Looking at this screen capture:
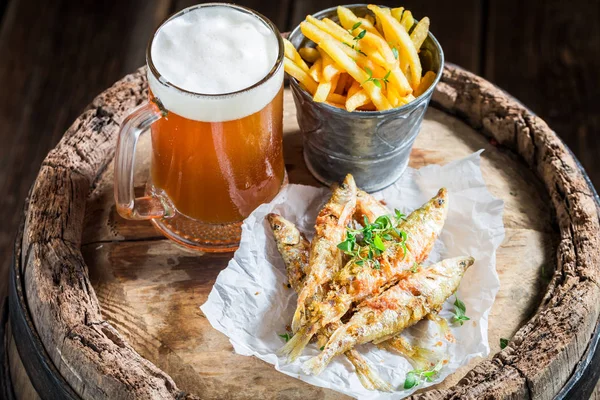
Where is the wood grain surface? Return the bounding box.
[8,61,599,399]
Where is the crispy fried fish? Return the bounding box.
[355,190,389,223]
[303,256,475,375]
[268,213,391,391]
[291,174,357,333]
[267,213,310,292]
[284,189,449,360]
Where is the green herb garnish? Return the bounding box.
[362,68,392,90]
[354,29,367,41]
[351,21,362,31]
[451,296,470,326]
[403,362,443,389]
[410,262,419,273]
[500,338,509,349]
[395,209,406,221]
[278,333,292,342]
[337,213,407,269]
[382,70,391,89]
[343,37,368,57]
[320,346,325,351]
[392,47,399,60]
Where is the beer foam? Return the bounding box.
[148,5,283,122]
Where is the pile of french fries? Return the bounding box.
[284,5,437,112]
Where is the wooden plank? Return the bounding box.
[172,0,292,31]
[289,0,482,73]
[0,0,171,300]
[485,0,600,187]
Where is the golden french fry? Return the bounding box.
[335,73,350,94]
[337,6,378,35]
[284,39,310,73]
[300,20,392,110]
[285,58,318,94]
[347,80,361,98]
[414,70,436,97]
[358,102,377,111]
[373,7,390,36]
[314,81,333,102]
[400,10,414,32]
[327,92,346,104]
[391,7,404,22]
[319,17,390,68]
[345,89,371,112]
[322,17,355,39]
[389,66,412,96]
[316,37,392,110]
[387,85,400,107]
[325,101,345,109]
[318,48,342,82]
[306,15,356,48]
[299,47,320,63]
[308,58,322,82]
[364,14,375,25]
[314,73,339,102]
[397,93,416,106]
[307,15,386,68]
[306,15,388,67]
[301,20,383,77]
[368,5,421,89]
[344,25,396,65]
[410,17,430,50]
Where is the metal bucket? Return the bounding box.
[288,4,444,192]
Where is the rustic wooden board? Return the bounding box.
[11,65,600,399]
[79,89,556,398]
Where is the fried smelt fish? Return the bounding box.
[377,336,438,370]
[268,213,391,391]
[290,174,357,333]
[378,313,452,366]
[355,190,390,222]
[286,189,448,359]
[267,213,310,292]
[303,256,475,375]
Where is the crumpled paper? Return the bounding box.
[201,151,505,399]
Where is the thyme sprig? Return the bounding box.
[342,23,368,57]
[362,68,392,89]
[337,211,408,269]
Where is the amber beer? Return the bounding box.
[149,88,284,224]
[114,4,285,251]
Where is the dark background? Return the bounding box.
[0,0,598,302]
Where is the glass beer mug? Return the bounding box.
[114,4,285,252]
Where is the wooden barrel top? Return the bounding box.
[7,65,600,399]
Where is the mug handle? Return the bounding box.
[114,99,169,220]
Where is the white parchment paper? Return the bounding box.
[201,151,505,399]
